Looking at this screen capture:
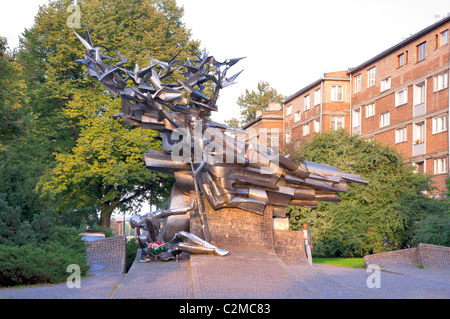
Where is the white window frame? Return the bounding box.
[395,127,407,143]
[395,88,408,107]
[313,120,320,133]
[303,123,310,136]
[365,103,375,118]
[314,88,321,106]
[331,85,344,102]
[352,108,361,128]
[330,116,345,130]
[416,42,426,62]
[286,130,292,143]
[380,112,390,128]
[413,121,425,144]
[442,30,449,46]
[367,67,376,88]
[434,71,449,92]
[397,53,406,67]
[434,157,448,175]
[438,29,449,47]
[413,81,426,105]
[354,74,361,93]
[286,104,292,116]
[304,95,310,111]
[381,77,391,92]
[294,111,300,122]
[432,114,448,134]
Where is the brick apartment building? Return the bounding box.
[279,16,450,196]
[347,16,450,195]
[240,102,284,151]
[283,71,351,144]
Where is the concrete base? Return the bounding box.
[189,197,306,261]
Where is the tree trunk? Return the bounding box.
[71,118,78,141]
[99,201,118,229]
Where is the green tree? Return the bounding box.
[18,0,197,227]
[286,130,439,257]
[41,92,173,227]
[0,36,27,147]
[236,81,284,125]
[224,117,241,129]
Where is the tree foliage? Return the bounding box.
[0,37,27,147]
[286,130,443,257]
[236,81,284,125]
[0,193,89,286]
[17,0,195,226]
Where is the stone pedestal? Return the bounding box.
[190,196,275,253]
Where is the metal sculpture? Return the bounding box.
[74,28,368,261]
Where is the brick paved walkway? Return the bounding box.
[1,249,449,299]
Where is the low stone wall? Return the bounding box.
[417,243,450,270]
[364,244,450,270]
[273,229,306,261]
[85,235,127,274]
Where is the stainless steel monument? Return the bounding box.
[75,28,368,261]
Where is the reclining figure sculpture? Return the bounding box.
[74,28,368,261]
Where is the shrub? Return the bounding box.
[411,214,450,247]
[286,130,440,257]
[126,238,140,272]
[0,194,89,286]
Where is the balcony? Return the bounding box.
[413,102,426,118]
[413,141,425,156]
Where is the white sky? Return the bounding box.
[1,0,450,124]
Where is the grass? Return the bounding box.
[312,257,365,268]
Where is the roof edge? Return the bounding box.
[348,15,450,75]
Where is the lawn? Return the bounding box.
[312,258,365,268]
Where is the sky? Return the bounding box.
[1,0,450,124]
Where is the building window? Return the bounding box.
[395,127,407,143]
[434,157,448,174]
[416,42,426,62]
[286,130,292,143]
[397,52,407,67]
[380,112,390,127]
[304,95,310,111]
[413,161,425,174]
[436,29,449,48]
[395,88,408,106]
[365,103,375,118]
[331,85,344,101]
[313,120,320,133]
[381,77,391,92]
[434,71,449,91]
[354,74,361,93]
[413,121,425,144]
[413,81,426,105]
[352,108,361,128]
[432,114,448,134]
[314,88,321,106]
[330,116,345,130]
[294,111,300,122]
[303,123,310,136]
[367,67,376,87]
[286,104,292,116]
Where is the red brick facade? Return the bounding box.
[280,17,450,196]
[283,71,351,146]
[348,18,450,196]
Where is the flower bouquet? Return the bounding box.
[148,242,167,255]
